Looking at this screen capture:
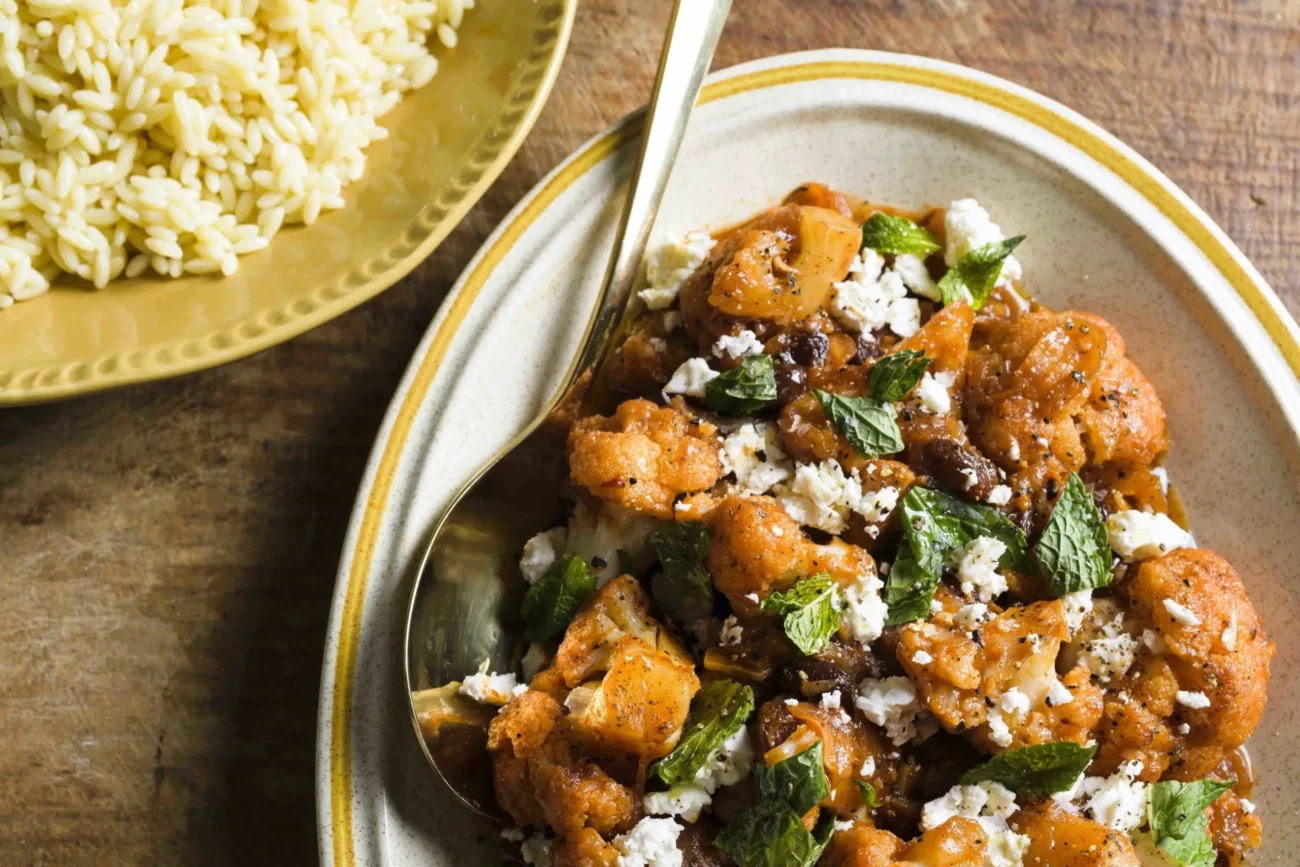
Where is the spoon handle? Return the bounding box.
[566,0,732,400]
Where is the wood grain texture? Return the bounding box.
[1,1,1296,864]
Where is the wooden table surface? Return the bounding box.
[2,1,1296,864]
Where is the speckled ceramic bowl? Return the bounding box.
[315,50,1300,867]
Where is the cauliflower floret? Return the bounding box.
[1009,802,1141,867]
[568,398,723,519]
[487,690,638,837]
[555,576,693,687]
[900,600,1102,753]
[565,635,700,760]
[1115,548,1274,778]
[702,494,876,613]
[964,311,1167,531]
[822,817,991,867]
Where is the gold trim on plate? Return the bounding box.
[325,56,1299,867]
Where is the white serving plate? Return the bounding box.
[315,49,1300,867]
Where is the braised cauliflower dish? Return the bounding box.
[422,186,1272,867]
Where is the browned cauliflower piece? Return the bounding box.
[822,817,988,867]
[565,635,700,761]
[1117,548,1273,779]
[677,203,862,349]
[964,310,1167,528]
[551,828,618,867]
[528,724,641,838]
[486,689,565,827]
[704,494,877,614]
[1009,802,1141,866]
[554,575,692,688]
[899,600,1102,752]
[568,397,722,519]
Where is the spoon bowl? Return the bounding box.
[402,0,732,819]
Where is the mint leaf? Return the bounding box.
[648,521,713,612]
[815,390,904,457]
[960,742,1097,796]
[520,554,596,642]
[1034,472,1111,596]
[652,679,755,787]
[761,573,842,655]
[867,349,931,403]
[755,741,829,814]
[715,801,835,867]
[937,236,1024,309]
[1149,778,1235,843]
[854,780,878,809]
[1147,778,1234,867]
[884,544,940,626]
[885,485,1033,624]
[706,354,777,415]
[860,213,941,256]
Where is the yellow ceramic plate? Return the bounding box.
[0,0,575,406]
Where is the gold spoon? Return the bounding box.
[402,0,732,819]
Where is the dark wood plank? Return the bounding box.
[2,0,1295,862]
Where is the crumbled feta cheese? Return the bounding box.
[821,689,844,710]
[1177,723,1191,734]
[914,370,955,415]
[912,650,934,665]
[922,780,1030,863]
[719,422,792,496]
[893,252,941,302]
[830,251,921,337]
[1006,438,1021,462]
[960,468,979,490]
[929,598,945,615]
[510,683,530,698]
[985,708,1014,747]
[1106,510,1194,562]
[1000,688,1031,718]
[1152,466,1169,494]
[638,231,714,310]
[611,816,684,867]
[943,199,1022,288]
[712,329,765,360]
[692,726,753,793]
[954,603,992,631]
[501,827,526,842]
[745,592,760,603]
[644,784,712,823]
[521,643,548,681]
[1061,590,1094,637]
[565,500,658,587]
[1079,769,1149,831]
[783,697,799,706]
[1078,632,1139,684]
[520,832,553,866]
[855,676,928,745]
[1163,598,1201,627]
[921,781,1019,831]
[1045,680,1074,707]
[841,573,888,645]
[953,536,1009,601]
[459,658,518,705]
[1176,690,1211,709]
[1240,798,1256,814]
[663,358,719,399]
[1222,611,1239,651]
[776,460,897,535]
[520,526,567,584]
[719,616,743,646]
[986,484,1013,506]
[860,757,876,776]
